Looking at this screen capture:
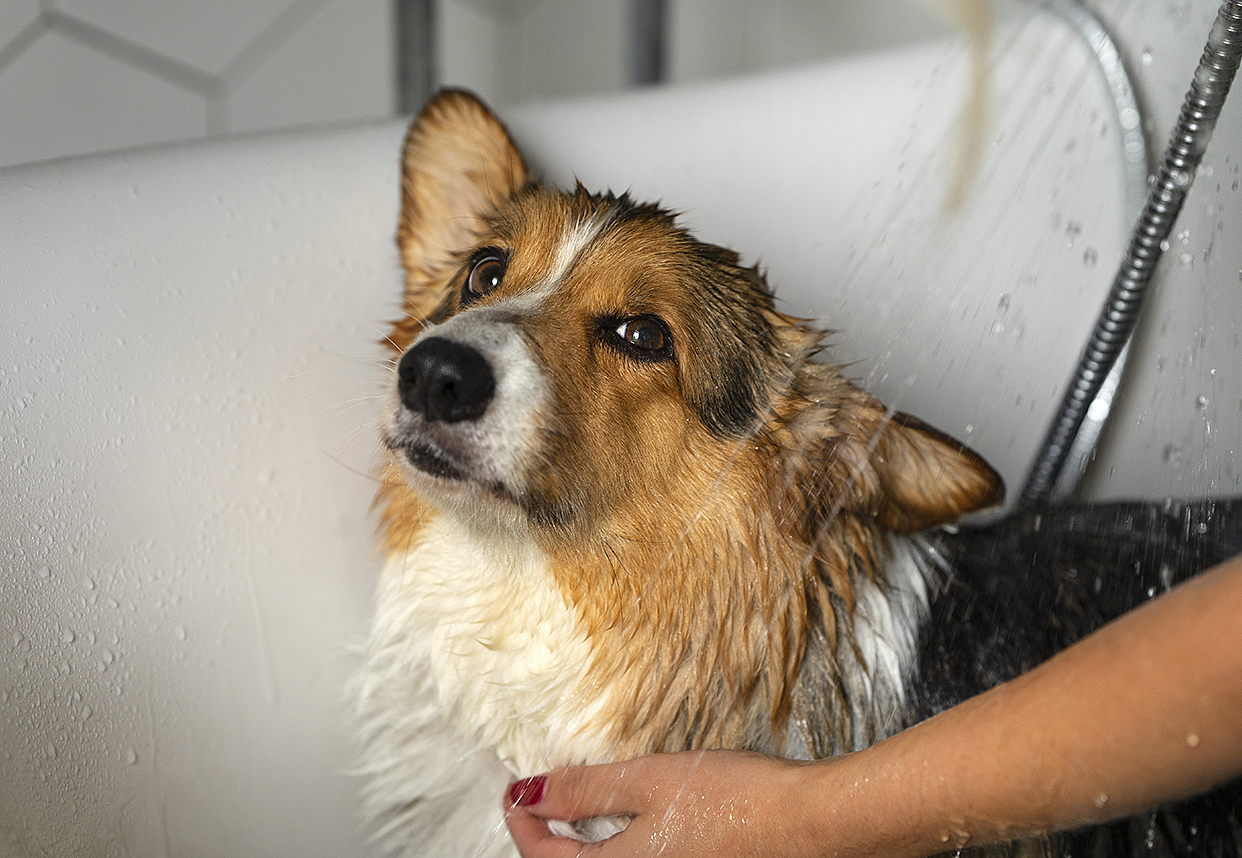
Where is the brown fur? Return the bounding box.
[378,90,1003,760]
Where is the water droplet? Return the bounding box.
[1163,444,1183,463]
[1197,522,1208,534]
[1160,239,1171,251]
[1140,48,1153,66]
[997,293,1012,312]
[174,625,187,641]
[124,747,138,765]
[1095,794,1109,808]
[1179,252,1193,269]
[1197,395,1209,409]
[82,577,95,591]
[964,424,974,435]
[81,705,92,720]
[45,742,56,760]
[61,629,75,644]
[1171,170,1192,189]
[990,321,1005,335]
[1187,734,1201,748]
[1082,247,1098,267]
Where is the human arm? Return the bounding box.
[505,552,1242,857]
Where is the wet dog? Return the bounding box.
[355,90,1241,857]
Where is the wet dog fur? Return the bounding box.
[355,90,1242,857]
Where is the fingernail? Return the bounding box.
[507,776,546,807]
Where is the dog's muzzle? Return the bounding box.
[398,336,496,423]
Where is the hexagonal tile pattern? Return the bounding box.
[0,30,205,167]
[230,0,392,134]
[59,0,300,76]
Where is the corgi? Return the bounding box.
[355,90,1242,858]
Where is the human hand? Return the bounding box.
[504,750,826,858]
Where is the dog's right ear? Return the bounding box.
[396,90,529,325]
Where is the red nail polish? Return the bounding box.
[508,776,546,807]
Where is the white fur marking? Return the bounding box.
[845,535,937,745]
[356,516,614,857]
[503,209,614,313]
[376,516,609,773]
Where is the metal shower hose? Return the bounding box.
[1018,0,1242,510]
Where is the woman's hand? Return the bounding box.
[504,750,827,858]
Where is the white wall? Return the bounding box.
[0,1,968,169]
[0,0,395,169]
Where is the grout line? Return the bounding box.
[216,0,332,91]
[44,9,221,97]
[0,16,49,76]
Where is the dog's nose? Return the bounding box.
[398,337,496,423]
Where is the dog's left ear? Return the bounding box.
[396,89,529,318]
[815,392,1005,533]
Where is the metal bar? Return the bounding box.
[396,0,437,114]
[629,0,667,87]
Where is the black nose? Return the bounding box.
[398,337,496,423]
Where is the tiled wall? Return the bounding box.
[0,0,956,169]
[0,0,394,168]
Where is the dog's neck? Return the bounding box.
[369,511,612,776]
[369,501,933,772]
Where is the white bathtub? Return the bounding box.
[2,8,1239,856]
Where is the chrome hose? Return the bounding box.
[1018,0,1242,510]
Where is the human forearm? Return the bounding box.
[800,553,1242,855]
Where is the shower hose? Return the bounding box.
[1018,0,1242,509]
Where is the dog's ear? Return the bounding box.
[836,393,1003,532]
[791,387,1004,536]
[397,89,529,313]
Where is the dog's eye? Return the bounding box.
[463,248,508,305]
[604,316,673,361]
[615,319,664,350]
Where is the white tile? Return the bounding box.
[0,0,39,53]
[0,30,205,168]
[669,0,955,84]
[228,0,393,134]
[58,0,299,75]
[514,0,627,100]
[438,0,502,106]
[667,0,751,83]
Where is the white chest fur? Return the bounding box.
[363,514,610,776]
